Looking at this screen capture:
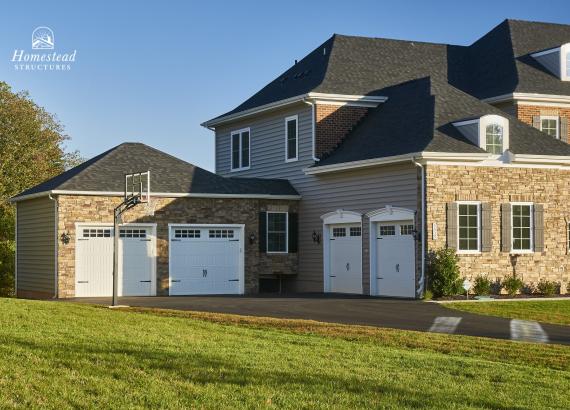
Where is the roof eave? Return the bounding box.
[10,190,301,203]
[201,93,388,129]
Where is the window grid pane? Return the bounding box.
[485,124,503,154]
[400,224,414,235]
[332,227,346,237]
[287,119,297,159]
[379,226,395,236]
[267,213,287,252]
[512,205,532,251]
[231,133,240,169]
[241,131,250,167]
[349,227,361,237]
[458,204,479,251]
[541,118,558,138]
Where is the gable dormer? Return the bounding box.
[453,115,510,155]
[531,43,570,81]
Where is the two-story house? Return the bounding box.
[12,19,570,299]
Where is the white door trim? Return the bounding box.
[74,222,157,297]
[118,222,157,296]
[168,223,245,295]
[321,210,363,293]
[367,206,416,296]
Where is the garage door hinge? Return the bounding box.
[139,280,151,283]
[171,280,181,283]
[77,281,88,283]
[140,239,151,241]
[229,239,239,242]
[228,279,239,282]
[78,238,89,241]
[171,239,181,242]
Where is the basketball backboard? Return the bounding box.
[124,171,150,204]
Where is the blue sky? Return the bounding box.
[1,0,568,171]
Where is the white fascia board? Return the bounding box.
[201,93,388,128]
[483,92,570,105]
[530,47,559,58]
[303,151,491,175]
[510,154,570,165]
[10,190,301,202]
[452,118,479,127]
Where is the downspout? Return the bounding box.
[302,98,320,162]
[14,206,17,297]
[48,194,59,299]
[411,157,426,298]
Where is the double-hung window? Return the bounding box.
[231,128,250,171]
[267,212,288,253]
[485,124,503,154]
[540,116,559,139]
[512,203,533,252]
[458,202,480,252]
[285,115,298,162]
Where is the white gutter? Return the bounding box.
[10,190,302,203]
[201,92,388,129]
[411,157,426,299]
[482,92,570,105]
[48,194,58,299]
[303,151,491,175]
[510,154,570,165]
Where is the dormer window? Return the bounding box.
[531,43,570,81]
[485,124,503,154]
[453,114,509,155]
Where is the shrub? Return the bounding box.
[490,279,503,295]
[423,289,433,300]
[502,275,524,297]
[0,241,15,297]
[427,248,462,297]
[472,275,492,296]
[536,279,559,296]
[521,282,537,295]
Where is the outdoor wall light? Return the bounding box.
[312,230,321,244]
[60,232,71,245]
[249,233,256,245]
[412,229,421,241]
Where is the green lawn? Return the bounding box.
[1,299,570,409]
[445,300,570,326]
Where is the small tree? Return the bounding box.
[473,275,492,296]
[427,248,462,297]
[502,275,523,297]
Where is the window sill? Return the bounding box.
[230,167,251,173]
[285,157,298,163]
[457,251,481,255]
[509,251,534,255]
[267,251,289,255]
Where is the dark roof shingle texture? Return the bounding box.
[14,143,298,199]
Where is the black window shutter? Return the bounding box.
[288,213,298,253]
[259,212,267,253]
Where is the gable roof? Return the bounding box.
[314,77,570,167]
[206,19,570,124]
[12,143,299,201]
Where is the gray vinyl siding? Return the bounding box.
[215,106,419,293]
[534,50,561,78]
[16,196,56,295]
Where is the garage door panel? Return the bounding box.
[169,227,242,295]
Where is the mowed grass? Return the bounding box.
[0,300,569,409]
[446,299,570,326]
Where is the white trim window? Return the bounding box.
[485,124,503,154]
[566,50,570,78]
[512,203,533,252]
[285,115,298,162]
[267,212,288,253]
[540,116,559,139]
[457,202,480,253]
[231,128,251,171]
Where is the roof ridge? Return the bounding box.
[333,33,456,47]
[506,18,570,27]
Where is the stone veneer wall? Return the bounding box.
[56,195,298,298]
[315,104,368,159]
[516,104,570,143]
[425,164,570,291]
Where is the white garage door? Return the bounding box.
[75,227,113,297]
[375,222,415,298]
[328,224,362,294]
[169,225,243,295]
[75,225,155,297]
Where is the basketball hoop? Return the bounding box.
[111,170,151,307]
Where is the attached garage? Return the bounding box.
[169,224,244,295]
[11,143,299,299]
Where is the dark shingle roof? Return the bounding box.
[209,19,570,120]
[315,77,570,167]
[13,143,298,199]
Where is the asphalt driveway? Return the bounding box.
[68,294,570,345]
